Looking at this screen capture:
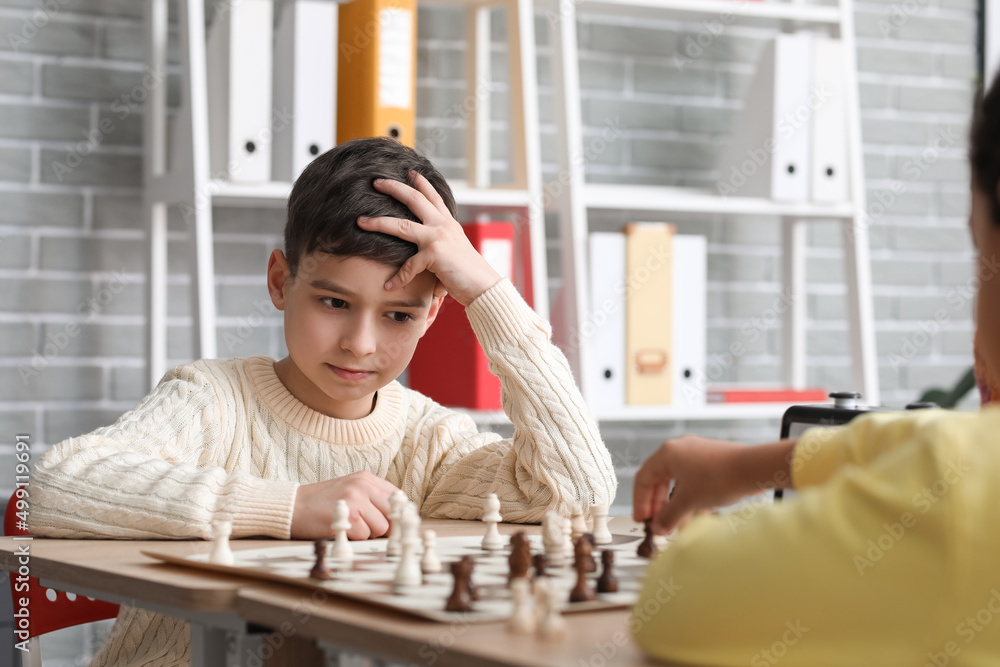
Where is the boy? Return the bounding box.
[630,77,1000,664]
[28,137,617,666]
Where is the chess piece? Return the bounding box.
[330,499,353,561]
[582,533,597,572]
[562,514,573,561]
[309,539,333,580]
[590,504,613,545]
[569,542,596,603]
[596,550,618,594]
[421,529,442,574]
[481,493,504,551]
[386,490,407,557]
[637,519,658,559]
[445,555,475,612]
[570,504,588,541]
[537,577,566,640]
[532,552,549,579]
[542,511,567,567]
[508,531,532,582]
[209,519,234,566]
[394,507,422,587]
[507,577,535,634]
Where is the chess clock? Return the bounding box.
[774,392,939,500]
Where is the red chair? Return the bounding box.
[4,489,119,665]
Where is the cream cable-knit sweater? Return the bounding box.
[29,279,617,666]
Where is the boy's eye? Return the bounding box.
[321,297,347,309]
[390,312,414,324]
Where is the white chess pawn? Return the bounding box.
[387,489,407,557]
[570,504,588,541]
[331,499,353,561]
[394,506,422,587]
[507,577,535,635]
[561,515,573,563]
[481,493,504,551]
[537,576,566,640]
[590,504,613,545]
[209,519,234,566]
[421,529,442,574]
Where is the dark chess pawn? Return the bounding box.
[309,539,333,581]
[532,552,549,579]
[508,531,532,583]
[446,556,476,612]
[573,533,594,573]
[568,554,595,603]
[596,550,618,593]
[637,519,658,559]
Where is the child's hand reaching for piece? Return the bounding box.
[356,172,503,307]
[291,471,400,540]
[633,436,797,535]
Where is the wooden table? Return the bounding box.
[0,521,661,667]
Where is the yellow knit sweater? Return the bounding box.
[633,406,1000,666]
[29,279,617,667]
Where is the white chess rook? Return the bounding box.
[210,519,234,566]
[591,504,612,545]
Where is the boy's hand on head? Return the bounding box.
[632,436,760,535]
[291,471,399,540]
[357,172,503,307]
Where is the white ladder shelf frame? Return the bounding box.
[142,0,547,390]
[547,0,880,421]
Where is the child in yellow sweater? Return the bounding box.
[630,76,1000,665]
[29,137,616,666]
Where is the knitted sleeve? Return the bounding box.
[410,279,617,523]
[28,362,297,540]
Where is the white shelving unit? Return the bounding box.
[546,0,880,421]
[142,0,547,389]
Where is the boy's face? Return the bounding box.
[267,250,442,419]
[971,182,1000,377]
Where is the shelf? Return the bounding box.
[593,402,798,421]
[456,402,799,424]
[573,0,841,24]
[176,179,534,210]
[583,184,855,218]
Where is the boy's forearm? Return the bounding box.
[730,439,799,493]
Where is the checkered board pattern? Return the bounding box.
[145,522,665,623]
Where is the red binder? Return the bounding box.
[408,221,516,410]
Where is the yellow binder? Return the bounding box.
[625,223,675,405]
[337,0,417,146]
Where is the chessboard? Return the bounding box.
[144,518,668,624]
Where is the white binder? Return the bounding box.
[272,0,338,182]
[671,235,707,407]
[720,33,813,201]
[206,0,274,182]
[587,232,626,413]
[810,38,848,203]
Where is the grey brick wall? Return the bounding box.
[0,0,979,527]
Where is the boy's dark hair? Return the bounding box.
[284,137,457,276]
[971,69,1000,226]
